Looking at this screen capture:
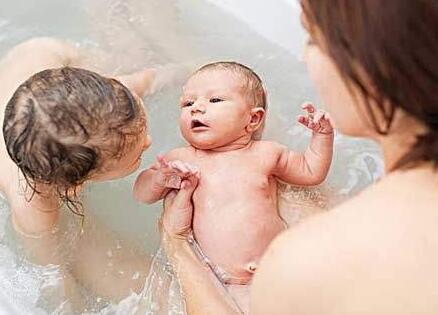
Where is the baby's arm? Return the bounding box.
[133,148,199,204]
[273,103,334,185]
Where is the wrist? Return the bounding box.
[162,231,193,263]
[312,130,334,137]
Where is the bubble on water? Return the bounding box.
[132,271,140,280]
[278,183,330,226]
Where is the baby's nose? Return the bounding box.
[191,102,206,114]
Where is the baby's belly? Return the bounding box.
[193,198,285,284]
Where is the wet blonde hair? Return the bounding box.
[3,67,145,215]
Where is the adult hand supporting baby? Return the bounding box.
[161,175,199,239]
[161,176,240,315]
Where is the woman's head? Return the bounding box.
[301,0,438,168]
[3,67,151,213]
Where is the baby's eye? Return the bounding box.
[182,101,194,107]
[210,97,223,103]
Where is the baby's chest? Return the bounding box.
[195,156,274,191]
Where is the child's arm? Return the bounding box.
[116,68,156,99]
[273,103,334,185]
[133,150,199,204]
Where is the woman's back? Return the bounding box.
[253,165,438,314]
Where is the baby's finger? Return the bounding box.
[186,163,200,178]
[157,155,169,168]
[313,110,325,124]
[170,160,190,175]
[319,113,335,132]
[301,102,316,114]
[297,115,311,127]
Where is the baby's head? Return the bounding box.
[180,61,267,150]
[3,67,150,214]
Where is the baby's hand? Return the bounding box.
[156,155,200,189]
[298,102,334,134]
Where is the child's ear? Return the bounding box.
[246,107,265,133]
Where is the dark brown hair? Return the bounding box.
[302,0,438,169]
[3,67,145,215]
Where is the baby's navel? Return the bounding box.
[246,262,257,274]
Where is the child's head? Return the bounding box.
[180,61,267,150]
[3,67,151,213]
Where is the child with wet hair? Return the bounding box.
[134,61,334,286]
[3,66,151,223]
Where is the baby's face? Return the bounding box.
[180,69,252,150]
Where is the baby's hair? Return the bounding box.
[3,67,145,216]
[195,61,267,139]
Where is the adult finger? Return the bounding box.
[162,176,199,238]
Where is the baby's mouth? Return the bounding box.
[191,119,208,129]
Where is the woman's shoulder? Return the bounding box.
[251,168,438,314]
[260,167,438,271]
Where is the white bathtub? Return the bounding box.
[0,1,383,313]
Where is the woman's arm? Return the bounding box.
[161,178,241,315]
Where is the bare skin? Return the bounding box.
[159,10,438,315]
[0,37,155,306]
[134,69,334,284]
[253,164,438,315]
[0,37,154,238]
[252,31,438,314]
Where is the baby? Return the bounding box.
[134,62,334,285]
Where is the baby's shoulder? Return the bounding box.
[251,140,287,157]
[165,146,196,160]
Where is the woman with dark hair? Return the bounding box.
[162,1,438,314]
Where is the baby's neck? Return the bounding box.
[203,135,255,153]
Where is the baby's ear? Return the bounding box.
[246,107,265,134]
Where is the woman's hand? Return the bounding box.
[161,175,199,239]
[160,175,241,315]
